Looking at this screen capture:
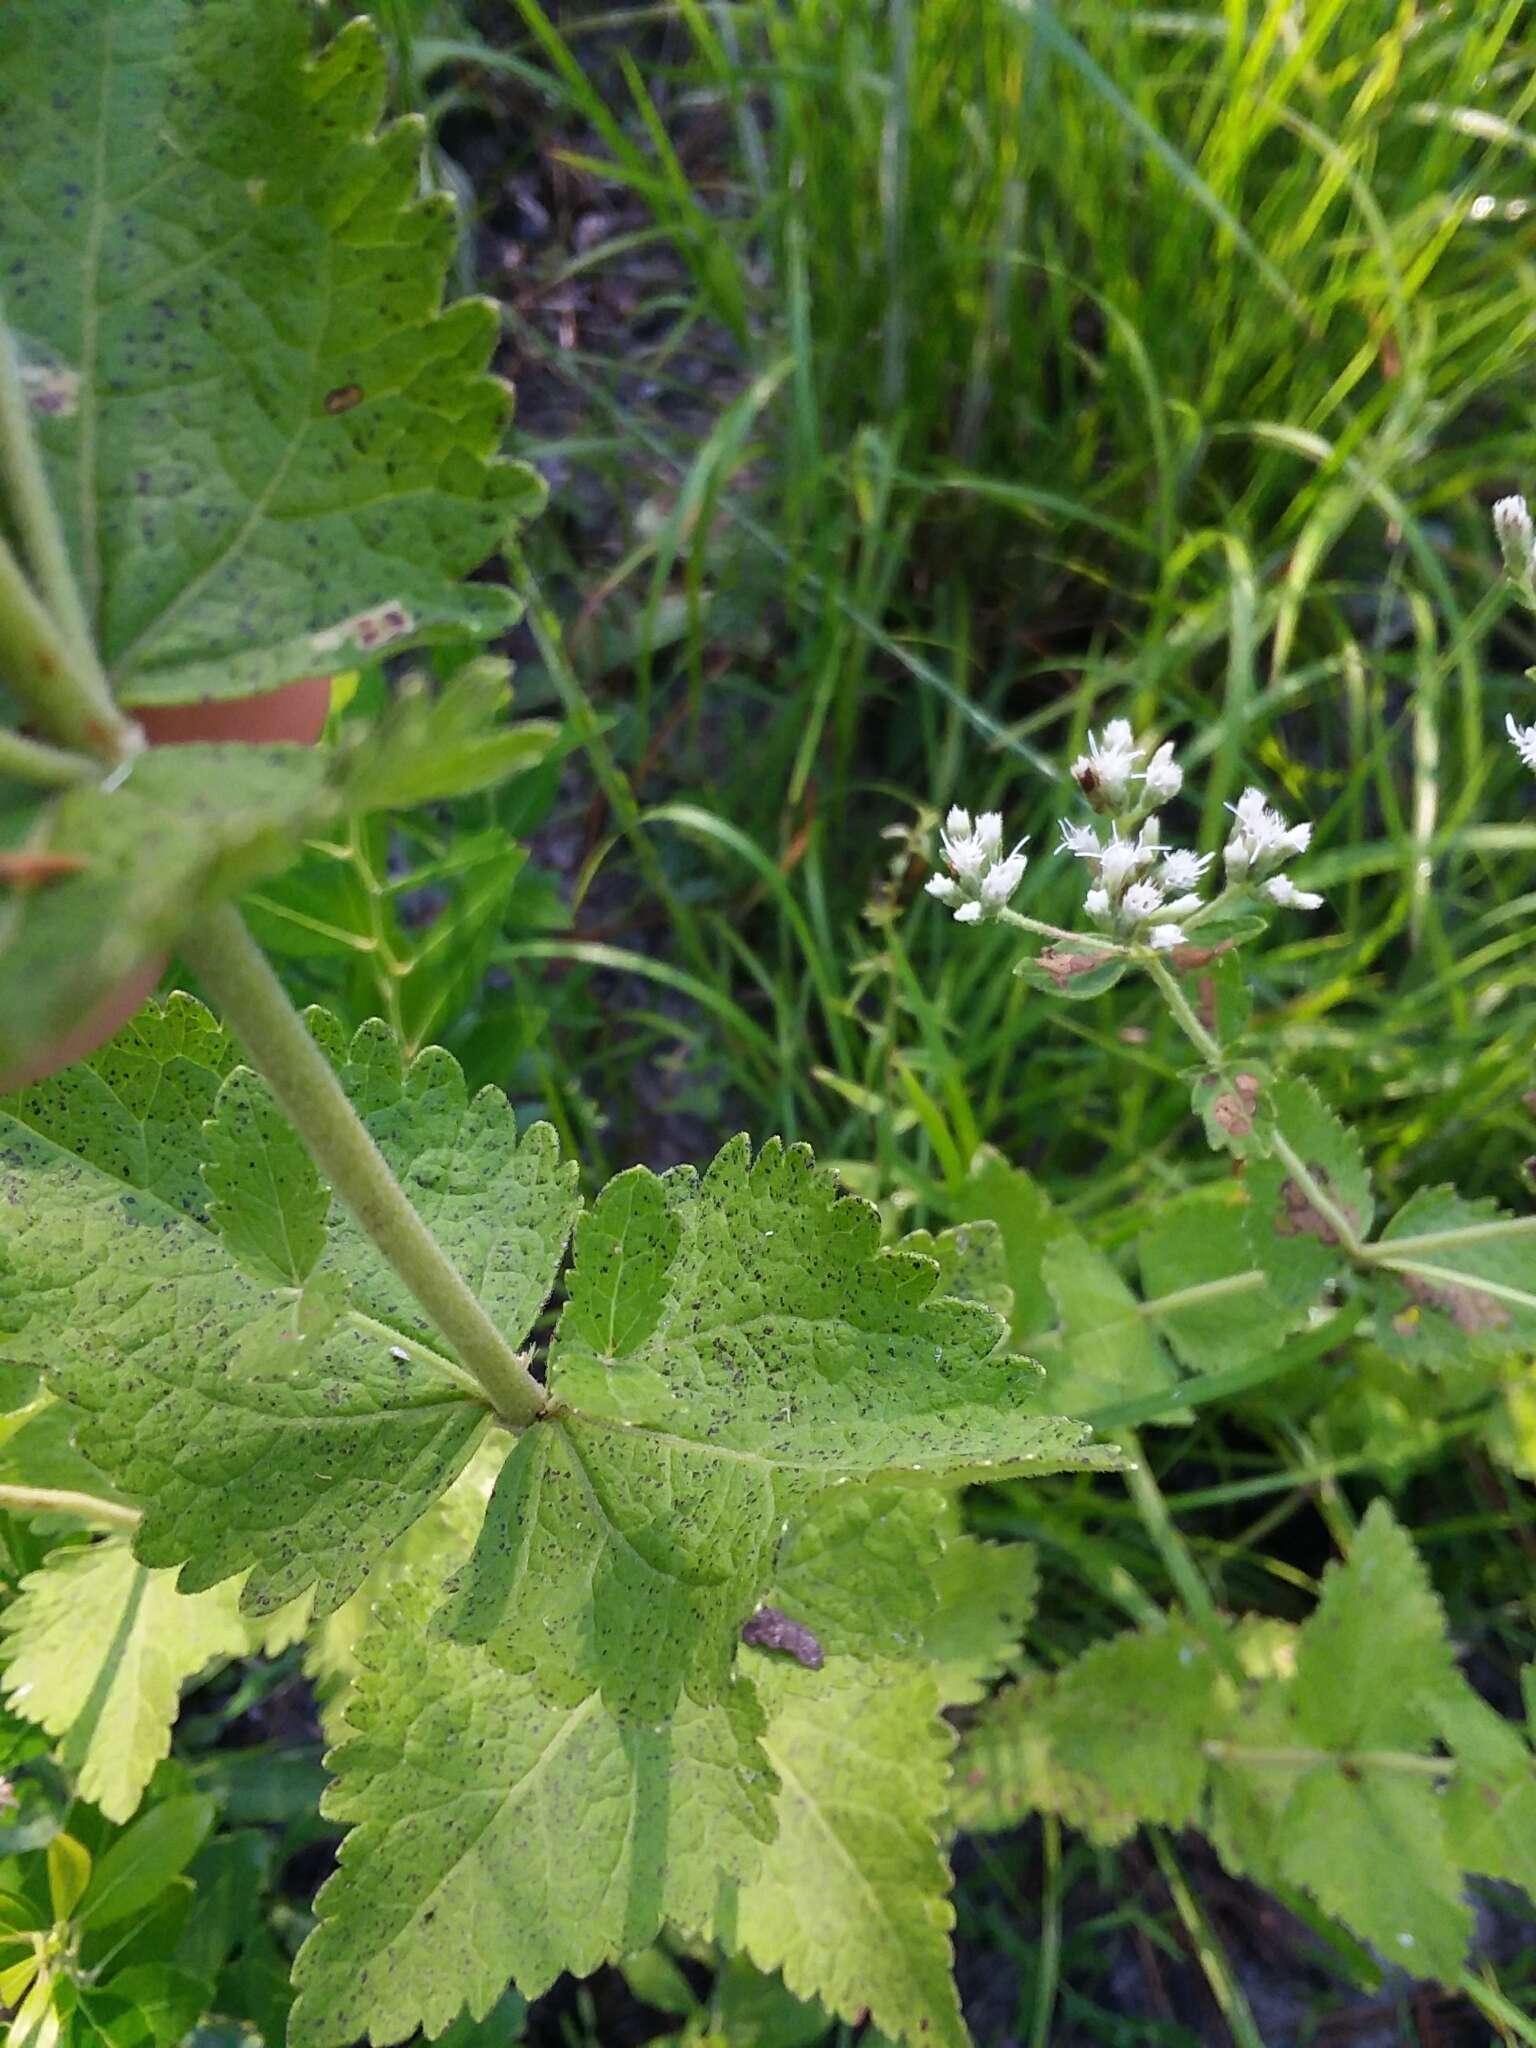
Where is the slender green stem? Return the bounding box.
[0,311,99,681]
[1027,1814,1063,2048]
[1375,1214,1536,1257]
[1149,1830,1265,2048]
[0,724,97,789]
[0,1483,139,1531]
[1121,1428,1243,1682]
[1203,1740,1455,1778]
[181,905,548,1428]
[997,905,1126,951]
[0,313,134,762]
[1459,1967,1536,2047]
[1144,951,1365,1258]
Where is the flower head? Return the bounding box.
[929,807,1028,922]
[1140,741,1183,804]
[1122,879,1165,923]
[1494,495,1536,582]
[1508,712,1536,774]
[1070,722,1143,813]
[1224,787,1311,879]
[1149,924,1187,951]
[1161,847,1213,893]
[1264,875,1323,912]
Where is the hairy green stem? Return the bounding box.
[1144,951,1365,1258]
[0,312,99,681]
[0,1482,140,1531]
[181,905,548,1428]
[997,905,1126,951]
[0,314,134,761]
[0,723,97,789]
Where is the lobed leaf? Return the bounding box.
[314,1018,580,1355]
[437,1413,780,1722]
[549,1136,1117,1485]
[0,1540,248,1822]
[290,1570,774,2048]
[720,1654,968,2048]
[0,1108,489,1615]
[1244,1079,1371,1309]
[0,0,542,706]
[1371,1187,1536,1372]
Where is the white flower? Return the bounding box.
[1224,786,1312,880]
[1508,712,1536,772]
[1161,847,1213,892]
[1149,924,1186,951]
[1122,879,1165,922]
[1084,886,1111,922]
[1098,833,1141,895]
[1162,892,1205,919]
[1134,816,1162,862]
[1140,741,1183,804]
[1070,722,1143,811]
[1494,495,1536,580]
[930,807,1028,922]
[1264,875,1323,911]
[1057,820,1101,860]
[981,850,1028,906]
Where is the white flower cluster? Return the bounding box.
[1058,724,1323,947]
[1059,722,1210,949]
[1222,787,1321,907]
[925,807,1028,923]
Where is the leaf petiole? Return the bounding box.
[181,905,549,1429]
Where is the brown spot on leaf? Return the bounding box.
[1036,947,1107,988]
[1397,1269,1510,1335]
[324,383,363,414]
[1273,1165,1357,1246]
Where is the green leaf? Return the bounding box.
[1290,1499,1459,1751]
[77,1795,217,1930]
[0,745,336,1079]
[204,1066,328,1285]
[338,662,560,812]
[947,1148,1066,1342]
[1037,1231,1180,1417]
[1371,1188,1536,1371]
[897,1218,1013,1320]
[0,1110,489,1614]
[1015,949,1128,1000]
[319,1020,580,1354]
[48,1833,92,1921]
[549,1137,1117,1485]
[0,0,542,706]
[1189,1061,1275,1161]
[1137,1189,1285,1376]
[717,1654,967,2048]
[953,1620,1229,1843]
[1432,1684,1536,1896]
[1244,1080,1371,1310]
[1275,1771,1471,1985]
[770,1486,946,1662]
[437,1413,780,1722]
[920,1523,1037,1708]
[289,1572,774,2048]
[1,996,233,1219]
[0,1542,248,1822]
